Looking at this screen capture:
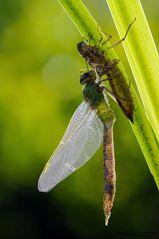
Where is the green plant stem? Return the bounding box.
[106,0,159,143]
[57,0,159,189]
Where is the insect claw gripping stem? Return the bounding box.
[102,31,112,42]
[97,25,112,48]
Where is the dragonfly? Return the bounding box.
[38,70,116,226]
[77,19,136,123]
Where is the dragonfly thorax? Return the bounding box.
[81,70,104,109]
[83,82,104,109]
[81,70,115,124]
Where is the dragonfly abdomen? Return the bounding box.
[103,123,116,226]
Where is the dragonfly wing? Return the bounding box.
[54,101,90,153]
[38,102,103,192]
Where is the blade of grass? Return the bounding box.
[57,0,159,189]
[106,0,159,143]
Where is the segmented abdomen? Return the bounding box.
[103,123,116,226]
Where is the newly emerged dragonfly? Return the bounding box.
[38,70,116,225]
[77,19,136,122]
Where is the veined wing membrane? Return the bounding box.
[38,101,103,192]
[54,101,90,153]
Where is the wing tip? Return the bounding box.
[38,172,58,193]
[38,182,47,193]
[38,184,52,193]
[38,175,51,193]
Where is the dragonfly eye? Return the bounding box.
[80,70,96,85]
[80,72,89,84]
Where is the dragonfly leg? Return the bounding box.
[106,18,136,51]
[103,86,127,101]
[96,25,112,49]
[96,58,120,77]
[85,59,90,71]
[99,32,112,47]
[80,68,88,75]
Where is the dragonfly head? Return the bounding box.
[80,70,96,85]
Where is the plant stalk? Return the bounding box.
[57,0,159,189]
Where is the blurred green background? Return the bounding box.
[0,0,159,238]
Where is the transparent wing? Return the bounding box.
[38,102,103,192]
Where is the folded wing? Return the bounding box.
[38,102,103,192]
